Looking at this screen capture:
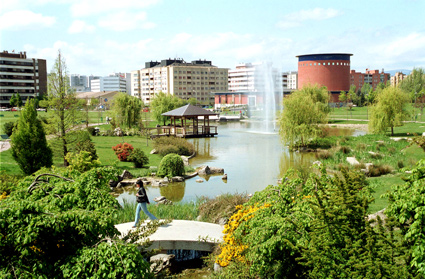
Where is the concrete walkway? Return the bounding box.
[115,220,224,252]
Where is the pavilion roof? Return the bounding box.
[162,104,217,117]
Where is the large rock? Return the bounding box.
[171,176,185,182]
[198,165,224,175]
[150,254,176,274]
[346,157,360,166]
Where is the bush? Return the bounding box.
[3,121,16,137]
[87,126,96,136]
[127,148,149,168]
[157,144,179,156]
[198,194,250,224]
[338,145,351,154]
[112,142,134,161]
[153,137,195,156]
[315,150,333,160]
[157,153,185,178]
[368,164,393,177]
[65,151,101,173]
[73,131,98,160]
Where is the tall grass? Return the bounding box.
[114,198,200,224]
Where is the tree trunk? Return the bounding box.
[391,126,394,136]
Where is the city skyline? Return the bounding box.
[2,0,424,76]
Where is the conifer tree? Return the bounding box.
[11,99,52,175]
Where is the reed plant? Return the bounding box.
[114,198,199,224]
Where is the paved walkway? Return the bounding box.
[115,220,224,252]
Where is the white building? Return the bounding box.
[282,71,298,92]
[91,73,130,93]
[131,59,228,105]
[228,62,282,93]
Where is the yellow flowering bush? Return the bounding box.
[0,192,8,202]
[216,203,271,267]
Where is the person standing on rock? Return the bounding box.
[133,179,157,228]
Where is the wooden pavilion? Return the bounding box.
[151,104,218,138]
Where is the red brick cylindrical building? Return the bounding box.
[296,53,352,102]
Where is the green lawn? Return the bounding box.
[368,174,405,213]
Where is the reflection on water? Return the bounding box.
[159,182,185,202]
[116,122,364,205]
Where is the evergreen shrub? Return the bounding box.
[157,153,185,178]
[127,148,149,168]
[3,121,15,137]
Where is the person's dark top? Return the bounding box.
[136,185,149,203]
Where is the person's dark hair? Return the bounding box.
[136,179,143,186]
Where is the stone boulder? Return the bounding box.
[153,196,173,205]
[198,165,224,175]
[150,254,176,275]
[346,157,360,166]
[171,176,185,182]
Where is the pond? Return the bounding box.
[116,121,365,205]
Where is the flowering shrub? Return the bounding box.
[216,203,270,267]
[112,142,134,161]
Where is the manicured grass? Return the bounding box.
[92,135,162,167]
[367,174,405,213]
[330,106,369,120]
[0,149,21,175]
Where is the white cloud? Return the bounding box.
[277,8,342,30]
[68,20,96,34]
[98,11,156,31]
[70,0,160,17]
[0,10,55,30]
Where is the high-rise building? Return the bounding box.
[91,73,130,93]
[350,69,390,90]
[282,71,298,94]
[69,74,91,92]
[390,72,407,87]
[0,50,47,107]
[131,58,228,105]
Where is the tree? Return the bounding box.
[47,50,80,166]
[278,85,330,149]
[111,92,143,128]
[15,92,23,107]
[400,68,425,121]
[360,83,372,107]
[150,92,186,125]
[347,84,358,109]
[369,86,410,136]
[385,159,425,276]
[10,99,52,175]
[157,153,185,177]
[9,93,17,107]
[0,167,158,278]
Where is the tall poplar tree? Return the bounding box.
[47,50,79,166]
[11,99,52,175]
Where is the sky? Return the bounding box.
[1,0,424,76]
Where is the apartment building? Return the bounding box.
[390,72,407,87]
[131,58,228,105]
[216,62,283,108]
[282,71,298,94]
[0,50,47,107]
[91,73,130,93]
[350,68,390,90]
